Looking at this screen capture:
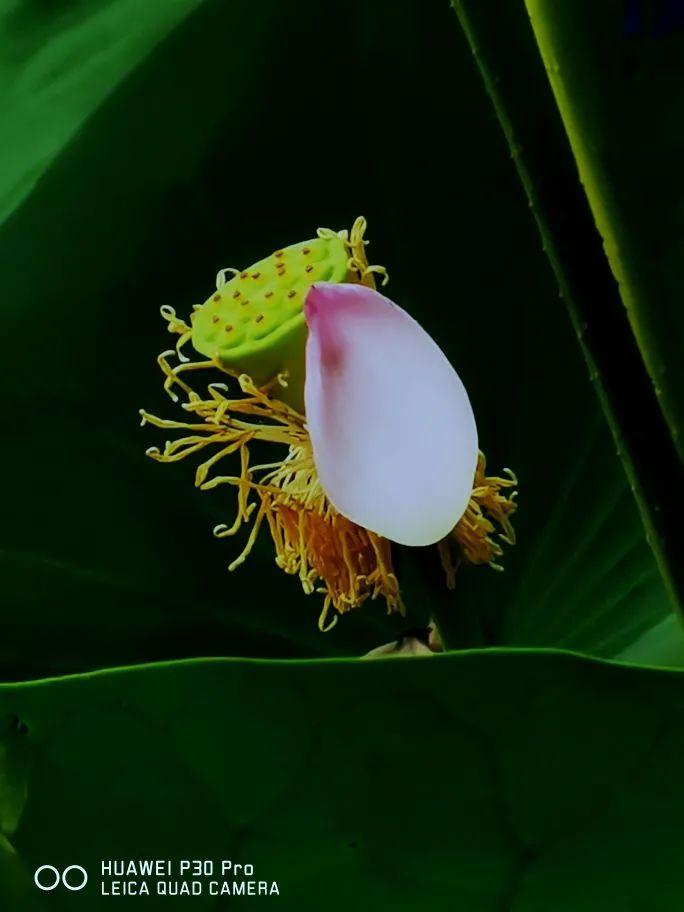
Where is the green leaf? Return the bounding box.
[2,651,684,909]
[450,0,684,647]
[617,614,684,668]
[525,0,684,463]
[0,0,672,674]
[0,0,205,225]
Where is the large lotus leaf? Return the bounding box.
[0,0,674,676]
[449,0,684,658]
[2,652,684,909]
[525,0,684,464]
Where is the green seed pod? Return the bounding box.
[191,234,350,409]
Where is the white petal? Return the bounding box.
[304,282,478,546]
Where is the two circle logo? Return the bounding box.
[34,865,88,892]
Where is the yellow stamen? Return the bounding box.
[439,452,518,587]
[317,216,389,288]
[141,359,404,627]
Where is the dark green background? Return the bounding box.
[2,0,684,908]
[1,0,675,675]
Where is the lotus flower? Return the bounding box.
[141,219,516,630]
